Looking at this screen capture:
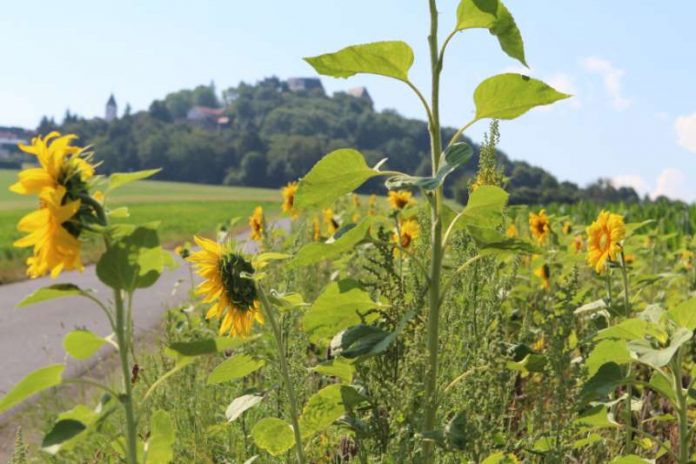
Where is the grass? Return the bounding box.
[0,169,279,283]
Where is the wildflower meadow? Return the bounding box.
[3,1,696,464]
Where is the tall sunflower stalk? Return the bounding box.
[3,133,169,464]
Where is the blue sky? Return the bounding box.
[2,1,696,201]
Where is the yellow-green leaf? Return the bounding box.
[295,149,379,209]
[474,73,570,121]
[17,284,84,308]
[0,364,65,414]
[64,330,107,361]
[304,41,414,82]
[299,384,365,438]
[667,297,696,330]
[145,410,175,464]
[207,354,265,385]
[107,169,161,192]
[251,417,295,456]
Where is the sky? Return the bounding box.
[2,1,696,201]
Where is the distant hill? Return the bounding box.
[29,77,647,205]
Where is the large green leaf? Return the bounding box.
[0,364,64,414]
[42,420,86,455]
[458,185,509,229]
[303,279,379,344]
[311,358,355,383]
[580,362,626,403]
[466,226,537,256]
[145,410,175,464]
[629,328,692,369]
[17,284,84,308]
[289,218,373,268]
[473,73,570,121]
[667,297,696,330]
[207,354,265,385]
[295,149,380,209]
[456,0,526,66]
[168,337,253,357]
[574,405,618,431]
[386,143,473,190]
[251,417,295,456]
[97,223,166,291]
[107,169,161,192]
[64,330,108,361]
[595,318,651,342]
[225,394,264,422]
[586,339,630,377]
[609,456,652,464]
[304,41,414,82]
[299,384,366,438]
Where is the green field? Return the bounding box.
[0,169,279,283]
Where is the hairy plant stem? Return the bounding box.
[114,288,138,464]
[258,287,306,464]
[619,252,633,454]
[673,347,689,464]
[421,0,444,461]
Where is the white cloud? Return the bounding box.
[611,174,649,196]
[582,57,631,110]
[653,168,687,200]
[610,169,691,201]
[675,112,696,154]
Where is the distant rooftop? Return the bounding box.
[287,77,324,93]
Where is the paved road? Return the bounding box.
[0,228,270,399]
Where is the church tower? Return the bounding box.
[105,94,117,122]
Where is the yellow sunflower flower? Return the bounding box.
[14,186,83,278]
[249,206,265,241]
[10,132,93,195]
[388,190,414,210]
[368,194,377,216]
[187,236,264,337]
[534,263,551,289]
[529,209,551,245]
[586,210,626,273]
[681,250,694,270]
[392,218,420,255]
[562,221,572,235]
[506,223,518,238]
[572,235,584,254]
[281,181,298,218]
[323,208,339,235]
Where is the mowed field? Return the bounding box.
[0,169,279,283]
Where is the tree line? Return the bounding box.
[31,77,654,205]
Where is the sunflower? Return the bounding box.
[586,210,626,273]
[14,186,83,278]
[529,209,551,245]
[249,206,265,241]
[572,235,584,254]
[388,190,414,210]
[281,181,298,218]
[323,208,339,235]
[681,250,694,270]
[352,193,360,208]
[10,132,93,196]
[392,218,420,254]
[534,263,551,289]
[562,221,572,235]
[188,236,264,337]
[506,223,518,238]
[532,334,546,352]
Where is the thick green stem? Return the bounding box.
[258,288,306,464]
[114,288,138,464]
[421,0,443,461]
[673,348,690,464]
[619,252,633,453]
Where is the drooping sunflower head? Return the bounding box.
[249,206,264,241]
[388,190,414,210]
[281,181,298,217]
[14,186,84,278]
[572,235,584,254]
[11,132,94,196]
[506,223,518,238]
[534,263,551,289]
[586,210,626,273]
[529,209,551,245]
[392,218,420,255]
[188,236,263,337]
